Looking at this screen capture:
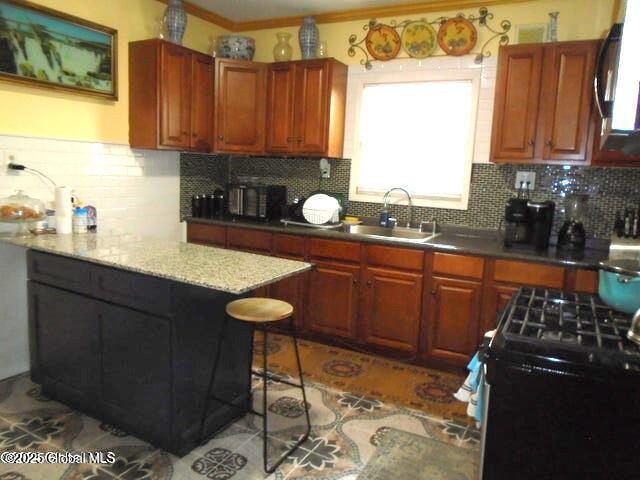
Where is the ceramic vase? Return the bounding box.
[299,16,319,59]
[164,0,187,45]
[273,32,293,61]
[548,12,559,42]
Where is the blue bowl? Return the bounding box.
[216,35,256,60]
[598,270,640,314]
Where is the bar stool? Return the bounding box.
[198,297,311,474]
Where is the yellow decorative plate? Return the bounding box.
[365,24,401,61]
[401,21,437,58]
[437,17,478,56]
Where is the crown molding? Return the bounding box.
[159,0,536,32]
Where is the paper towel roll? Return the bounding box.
[55,187,73,217]
[56,215,72,234]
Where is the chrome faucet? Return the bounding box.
[382,188,413,228]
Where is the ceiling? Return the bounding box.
[188,0,439,22]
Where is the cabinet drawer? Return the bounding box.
[227,227,272,253]
[92,266,173,317]
[493,259,564,288]
[187,223,226,246]
[309,238,360,263]
[28,251,92,295]
[365,245,423,272]
[273,234,305,259]
[573,269,598,293]
[432,253,485,280]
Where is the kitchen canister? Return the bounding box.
[299,16,319,59]
[273,32,293,61]
[163,0,187,45]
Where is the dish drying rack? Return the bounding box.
[280,219,343,230]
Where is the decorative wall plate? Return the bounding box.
[437,17,478,56]
[365,24,401,61]
[401,21,437,58]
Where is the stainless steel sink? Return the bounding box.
[342,224,441,243]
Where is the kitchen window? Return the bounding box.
[345,60,483,210]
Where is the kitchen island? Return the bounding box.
[1,233,311,456]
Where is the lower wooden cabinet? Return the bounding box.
[361,267,423,352]
[427,276,483,367]
[481,283,520,332]
[306,261,360,340]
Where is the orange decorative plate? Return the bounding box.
[437,18,477,56]
[365,24,401,61]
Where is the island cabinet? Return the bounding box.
[266,59,348,157]
[424,253,485,367]
[129,39,214,152]
[27,250,254,456]
[215,59,267,154]
[491,40,599,164]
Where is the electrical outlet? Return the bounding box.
[319,158,331,179]
[515,171,536,190]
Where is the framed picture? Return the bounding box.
[0,0,117,100]
[514,24,548,44]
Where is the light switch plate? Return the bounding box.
[515,171,536,190]
[319,158,331,179]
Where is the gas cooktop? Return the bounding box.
[495,287,640,371]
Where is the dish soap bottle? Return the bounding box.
[379,205,390,227]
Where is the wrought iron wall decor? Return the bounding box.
[348,7,511,69]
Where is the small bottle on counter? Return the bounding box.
[72,207,88,234]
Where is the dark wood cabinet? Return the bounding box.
[269,234,307,328]
[266,63,296,153]
[481,283,519,332]
[427,276,483,366]
[266,59,348,157]
[307,261,360,339]
[186,223,227,247]
[491,40,599,164]
[215,59,267,153]
[227,227,272,253]
[361,267,423,352]
[129,39,213,152]
[491,44,543,161]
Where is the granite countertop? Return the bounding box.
[0,232,312,295]
[187,217,611,269]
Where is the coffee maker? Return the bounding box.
[557,193,589,251]
[503,198,555,249]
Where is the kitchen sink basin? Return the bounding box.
[342,224,441,243]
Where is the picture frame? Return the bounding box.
[514,24,548,44]
[0,0,117,100]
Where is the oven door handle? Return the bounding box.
[594,23,623,119]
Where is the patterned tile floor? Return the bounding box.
[0,336,479,480]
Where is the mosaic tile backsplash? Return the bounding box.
[180,154,640,239]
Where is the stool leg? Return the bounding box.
[198,315,229,445]
[261,324,270,473]
[261,316,311,474]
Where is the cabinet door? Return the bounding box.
[187,223,227,247]
[491,45,543,161]
[294,60,329,154]
[28,282,99,405]
[160,42,192,148]
[191,54,214,152]
[266,63,296,153]
[306,262,359,339]
[481,283,519,333]
[427,276,482,366]
[215,60,266,153]
[99,302,171,441]
[539,41,598,162]
[361,267,423,352]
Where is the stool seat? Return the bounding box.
[226,297,293,323]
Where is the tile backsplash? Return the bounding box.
[180,154,640,240]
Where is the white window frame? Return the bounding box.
[344,59,482,210]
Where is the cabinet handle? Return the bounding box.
[353,278,358,285]
[218,135,224,140]
[431,289,437,295]
[182,131,188,136]
[545,139,553,147]
[192,133,197,138]
[366,280,372,287]
[528,139,535,146]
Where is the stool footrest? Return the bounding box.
[252,369,304,389]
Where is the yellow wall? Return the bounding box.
[243,0,616,63]
[0,0,226,144]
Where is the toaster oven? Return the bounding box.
[226,184,287,220]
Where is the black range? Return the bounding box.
[482,287,640,479]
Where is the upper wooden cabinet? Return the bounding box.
[266,59,348,158]
[129,39,214,152]
[491,40,599,164]
[215,59,267,154]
